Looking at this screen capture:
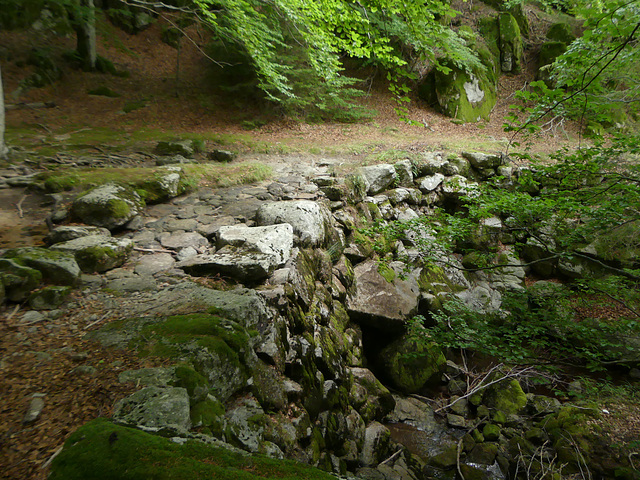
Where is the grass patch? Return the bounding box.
[37,162,272,193]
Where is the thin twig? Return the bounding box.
[379,448,403,465]
[41,445,64,470]
[16,194,27,218]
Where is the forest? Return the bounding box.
[1,0,640,479]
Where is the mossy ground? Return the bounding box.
[49,418,336,480]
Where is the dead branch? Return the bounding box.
[15,194,27,218]
[133,247,175,254]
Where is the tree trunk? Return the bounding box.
[0,62,9,160]
[74,0,97,71]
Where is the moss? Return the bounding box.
[484,378,528,414]
[498,13,523,73]
[174,365,210,403]
[28,285,72,310]
[44,174,79,192]
[482,423,501,441]
[377,264,396,283]
[191,398,226,436]
[123,100,147,114]
[50,418,336,480]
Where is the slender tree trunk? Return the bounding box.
[74,0,97,71]
[0,63,9,160]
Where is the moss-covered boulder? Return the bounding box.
[349,367,396,423]
[154,139,200,158]
[378,332,446,394]
[434,60,497,123]
[3,247,80,285]
[50,235,133,273]
[498,13,523,73]
[0,258,43,302]
[49,418,336,480]
[140,166,185,203]
[72,183,144,231]
[483,377,527,415]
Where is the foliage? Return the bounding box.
[409,287,640,371]
[505,0,640,137]
[176,0,483,118]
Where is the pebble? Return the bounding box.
[23,396,45,424]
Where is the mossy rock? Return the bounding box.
[0,258,43,302]
[483,377,527,414]
[498,13,523,73]
[3,247,80,286]
[28,285,72,310]
[379,332,446,394]
[50,236,133,273]
[49,418,336,480]
[154,140,198,158]
[174,365,210,404]
[190,397,226,436]
[539,41,567,68]
[434,59,497,123]
[88,86,121,98]
[71,183,144,231]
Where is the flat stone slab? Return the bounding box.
[217,223,294,266]
[113,386,191,431]
[256,200,332,247]
[134,253,176,275]
[159,231,209,250]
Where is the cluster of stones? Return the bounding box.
[3,147,632,479]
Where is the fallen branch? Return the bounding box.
[379,448,403,465]
[16,194,28,218]
[41,445,64,470]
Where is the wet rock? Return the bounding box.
[71,183,144,230]
[113,386,191,431]
[50,235,133,273]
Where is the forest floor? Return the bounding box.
[0,9,638,480]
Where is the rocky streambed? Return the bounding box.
[1,147,637,480]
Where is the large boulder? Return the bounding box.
[347,260,421,332]
[434,60,497,123]
[71,183,144,230]
[255,200,334,247]
[50,235,133,273]
[3,247,80,285]
[349,367,396,423]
